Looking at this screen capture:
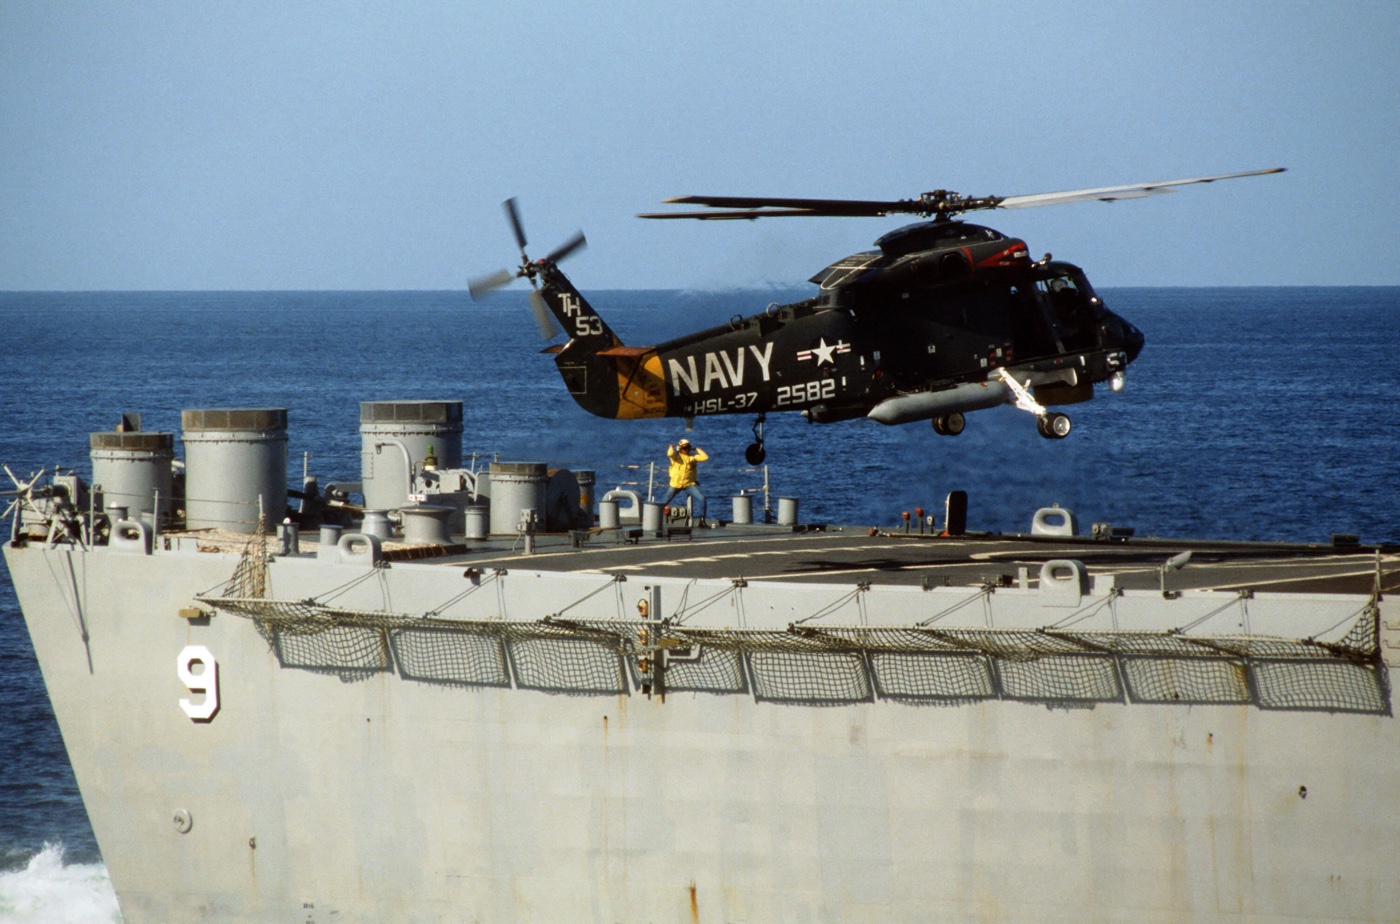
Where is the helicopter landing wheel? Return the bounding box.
[746,412,767,465]
[933,413,965,436]
[1038,412,1072,439]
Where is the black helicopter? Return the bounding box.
[470,168,1283,464]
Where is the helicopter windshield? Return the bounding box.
[1034,270,1099,352]
[809,251,886,289]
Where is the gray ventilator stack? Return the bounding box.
[400,504,454,546]
[182,408,288,533]
[488,462,548,536]
[360,400,463,511]
[89,430,175,524]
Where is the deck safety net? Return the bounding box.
[198,585,1387,713]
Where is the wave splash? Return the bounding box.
[0,842,122,924]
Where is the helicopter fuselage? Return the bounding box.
[474,170,1279,453]
[539,221,1145,436]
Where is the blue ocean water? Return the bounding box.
[1,286,1397,917]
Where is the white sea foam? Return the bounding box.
[0,843,122,924]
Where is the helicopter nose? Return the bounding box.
[1105,313,1145,363]
[1120,319,1142,358]
[1123,321,1145,363]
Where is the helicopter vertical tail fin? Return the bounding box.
[539,266,669,419]
[537,266,622,351]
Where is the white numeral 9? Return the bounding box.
[177,645,220,722]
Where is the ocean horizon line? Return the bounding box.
[3,283,1397,296]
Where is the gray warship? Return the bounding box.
[4,399,1397,922]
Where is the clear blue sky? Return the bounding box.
[2,1,1396,290]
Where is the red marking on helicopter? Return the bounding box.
[975,243,1032,268]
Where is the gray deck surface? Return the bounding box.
[428,526,1397,596]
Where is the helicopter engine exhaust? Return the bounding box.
[867,380,1011,426]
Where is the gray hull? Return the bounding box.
[7,534,1399,923]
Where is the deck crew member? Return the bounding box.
[661,438,709,526]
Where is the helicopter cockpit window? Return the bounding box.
[809,251,885,289]
[1035,274,1098,350]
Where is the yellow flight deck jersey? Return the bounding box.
[667,445,708,488]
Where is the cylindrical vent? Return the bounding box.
[90,431,175,523]
[642,502,663,533]
[465,505,489,540]
[361,510,392,541]
[277,521,300,556]
[777,497,799,526]
[182,408,287,533]
[400,505,454,546]
[488,462,547,535]
[318,525,343,560]
[360,401,464,511]
[732,495,753,525]
[598,500,620,530]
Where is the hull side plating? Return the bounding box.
[7,542,1398,923]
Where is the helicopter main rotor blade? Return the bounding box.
[659,195,919,215]
[996,168,1286,210]
[468,267,518,300]
[642,168,1284,221]
[504,197,528,253]
[639,208,900,220]
[544,230,587,265]
[641,195,931,220]
[528,289,562,339]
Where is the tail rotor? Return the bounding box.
[527,290,558,339]
[466,267,515,300]
[468,198,587,340]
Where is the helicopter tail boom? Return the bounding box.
[538,267,669,420]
